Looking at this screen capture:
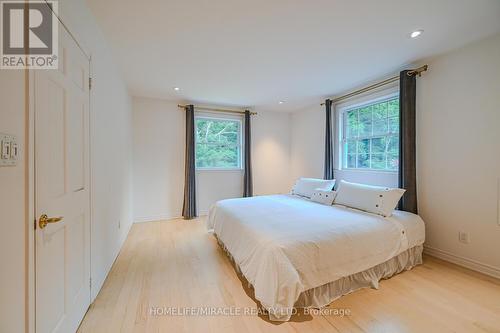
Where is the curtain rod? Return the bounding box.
[178,104,257,115]
[320,65,428,106]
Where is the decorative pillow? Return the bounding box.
[292,178,336,198]
[334,180,405,217]
[311,189,337,205]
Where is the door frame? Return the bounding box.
[27,3,93,332]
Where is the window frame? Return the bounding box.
[194,114,243,171]
[338,91,400,173]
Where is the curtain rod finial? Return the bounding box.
[419,64,429,76]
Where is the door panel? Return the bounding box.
[35,21,91,333]
[37,226,66,333]
[66,213,86,304]
[43,78,66,199]
[67,100,85,192]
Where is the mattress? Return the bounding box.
[336,203,426,250]
[207,194,425,321]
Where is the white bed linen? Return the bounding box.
[207,194,425,321]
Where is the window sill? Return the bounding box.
[196,168,244,172]
[336,168,398,175]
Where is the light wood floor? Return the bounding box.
[78,218,500,333]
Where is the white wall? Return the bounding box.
[0,1,134,330]
[290,105,324,181]
[0,70,27,333]
[60,0,134,301]
[290,33,500,276]
[132,97,292,220]
[253,110,293,195]
[132,98,184,222]
[417,33,500,275]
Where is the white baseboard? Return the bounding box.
[424,245,500,279]
[133,215,181,223]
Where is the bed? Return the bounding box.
[207,194,425,321]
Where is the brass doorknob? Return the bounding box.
[39,214,63,229]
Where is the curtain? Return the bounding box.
[182,104,197,219]
[324,99,334,180]
[398,71,418,214]
[243,110,253,197]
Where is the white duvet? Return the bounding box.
[207,194,425,321]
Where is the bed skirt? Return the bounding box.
[294,244,423,308]
[214,233,423,320]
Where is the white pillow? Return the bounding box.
[292,178,336,198]
[311,189,337,205]
[334,180,405,217]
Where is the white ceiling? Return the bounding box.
[87,0,500,112]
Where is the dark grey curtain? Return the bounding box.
[182,104,197,219]
[398,71,418,214]
[243,110,253,197]
[324,99,334,180]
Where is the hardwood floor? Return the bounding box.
[78,218,500,333]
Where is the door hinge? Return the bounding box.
[34,219,37,230]
[89,277,92,289]
[89,77,92,90]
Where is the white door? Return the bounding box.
[35,22,91,333]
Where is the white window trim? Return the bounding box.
[334,85,399,174]
[194,113,244,171]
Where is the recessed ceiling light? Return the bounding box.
[174,87,180,91]
[279,100,285,104]
[410,30,423,38]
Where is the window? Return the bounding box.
[195,116,242,169]
[342,96,399,171]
